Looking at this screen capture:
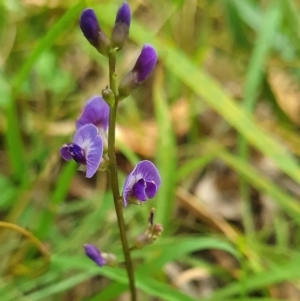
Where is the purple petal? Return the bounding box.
[79,9,100,47]
[115,2,131,27]
[83,244,106,266]
[133,44,157,83]
[76,96,110,132]
[68,143,86,164]
[73,124,98,149]
[133,160,161,187]
[132,179,147,201]
[145,181,157,199]
[60,144,73,161]
[85,135,103,178]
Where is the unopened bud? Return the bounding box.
[133,208,163,249]
[152,223,163,235]
[79,8,110,55]
[112,2,131,49]
[102,87,115,107]
[83,244,106,266]
[118,44,157,99]
[83,244,118,267]
[134,231,152,249]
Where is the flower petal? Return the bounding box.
[133,160,161,187]
[85,135,103,178]
[68,143,86,164]
[122,168,139,207]
[60,144,73,161]
[73,124,98,149]
[83,244,106,266]
[76,96,110,132]
[145,181,157,199]
[132,178,147,201]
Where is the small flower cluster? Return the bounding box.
[59,2,162,269]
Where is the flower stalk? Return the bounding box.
[107,49,137,301]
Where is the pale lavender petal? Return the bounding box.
[123,165,140,206]
[123,181,132,207]
[73,124,98,149]
[76,96,110,131]
[85,135,103,178]
[60,144,73,161]
[132,179,147,201]
[83,244,106,266]
[145,181,157,199]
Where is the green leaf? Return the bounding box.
[153,70,177,229]
[27,255,196,301]
[210,252,300,299]
[135,236,240,271]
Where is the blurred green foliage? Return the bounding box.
[1,0,300,300]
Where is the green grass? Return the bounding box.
[2,0,300,300]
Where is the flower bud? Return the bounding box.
[152,223,163,237]
[133,208,163,249]
[83,244,106,266]
[79,8,110,55]
[83,244,118,267]
[118,44,157,98]
[112,2,131,49]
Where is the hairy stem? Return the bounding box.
[107,50,136,301]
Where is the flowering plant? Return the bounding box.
[59,3,162,300]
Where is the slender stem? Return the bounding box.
[107,50,137,301]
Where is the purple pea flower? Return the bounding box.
[79,8,110,54]
[60,124,103,178]
[118,44,157,98]
[84,244,106,266]
[112,2,131,49]
[123,160,161,207]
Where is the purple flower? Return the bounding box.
[123,160,161,207]
[76,96,110,132]
[79,8,110,54]
[60,124,103,178]
[118,44,157,97]
[83,244,106,266]
[112,2,131,49]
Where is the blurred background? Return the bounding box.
[1,0,300,300]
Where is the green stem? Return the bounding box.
[107,50,137,301]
